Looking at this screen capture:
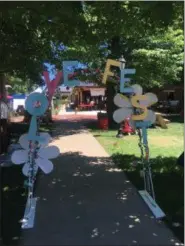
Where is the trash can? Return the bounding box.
[97,113,108,130]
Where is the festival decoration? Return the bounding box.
[43,71,63,104]
[120,68,136,93]
[113,85,157,126]
[102,59,120,84]
[11,134,59,175]
[109,59,165,219]
[63,60,81,86]
[11,92,60,229]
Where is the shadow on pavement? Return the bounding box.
[19,150,182,245]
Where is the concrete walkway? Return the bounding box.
[21,121,180,245]
[58,104,106,115]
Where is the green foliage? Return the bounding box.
[61,1,184,88]
[89,117,184,242]
[131,27,184,88]
[7,76,35,94]
[0,2,86,81]
[0,1,183,89]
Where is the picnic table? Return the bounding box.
[155,112,170,129]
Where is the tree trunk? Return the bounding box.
[106,82,117,128]
[0,73,6,100]
[106,36,121,129]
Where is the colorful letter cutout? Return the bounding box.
[102,59,120,84]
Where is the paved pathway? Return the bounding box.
[58,104,106,115]
[21,120,180,245]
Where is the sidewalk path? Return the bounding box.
[21,120,180,245]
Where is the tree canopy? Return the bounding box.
[0,1,184,90]
[61,1,184,88]
[0,2,86,82]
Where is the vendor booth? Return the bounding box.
[71,86,106,110]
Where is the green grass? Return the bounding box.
[87,116,184,242]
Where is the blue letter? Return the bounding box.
[120,68,136,93]
[63,61,80,87]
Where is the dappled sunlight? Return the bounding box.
[4,117,183,245]
[91,228,100,238]
[73,171,94,177]
[129,215,141,223]
[112,229,120,234]
[105,167,122,172]
[117,192,128,203]
[89,158,109,165]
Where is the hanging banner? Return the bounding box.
[90,88,105,96]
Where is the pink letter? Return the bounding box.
[43,71,63,104]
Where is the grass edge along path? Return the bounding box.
[87,116,184,243]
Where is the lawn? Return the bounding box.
[1,122,52,246]
[87,116,184,242]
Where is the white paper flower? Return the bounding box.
[11,133,60,176]
[19,132,52,150]
[113,84,158,128]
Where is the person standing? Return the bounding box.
[0,99,9,153]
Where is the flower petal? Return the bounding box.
[144,93,158,106]
[39,132,52,147]
[19,133,52,150]
[113,108,133,123]
[131,84,143,95]
[114,94,132,108]
[19,134,29,150]
[35,158,53,174]
[11,150,28,164]
[144,110,156,124]
[38,146,60,159]
[22,162,39,176]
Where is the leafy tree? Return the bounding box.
[0,2,87,96]
[132,27,184,88]
[7,76,34,94]
[0,1,183,126]
[60,1,184,127]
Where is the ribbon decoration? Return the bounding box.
[108,58,165,219]
[113,86,158,200]
[11,92,60,228]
